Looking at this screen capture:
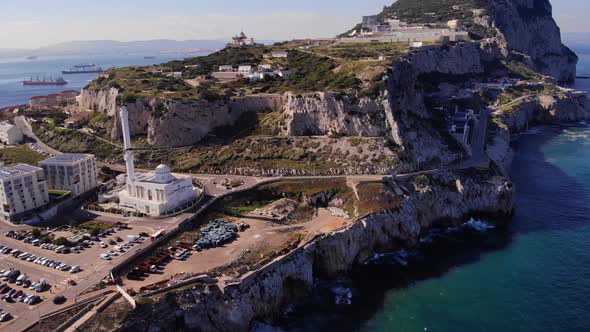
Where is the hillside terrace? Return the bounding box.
[83,41,430,102]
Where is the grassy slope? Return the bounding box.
[0,146,45,165]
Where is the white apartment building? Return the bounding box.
[0,164,49,222]
[39,154,98,197]
[271,52,288,58]
[238,66,252,75]
[0,122,23,145]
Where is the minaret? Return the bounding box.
[119,106,135,185]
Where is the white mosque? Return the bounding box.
[117,106,199,216]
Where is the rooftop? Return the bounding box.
[0,122,15,130]
[0,164,42,179]
[39,153,94,165]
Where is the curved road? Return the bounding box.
[14,116,61,156]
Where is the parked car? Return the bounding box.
[69,265,80,274]
[0,312,12,322]
[16,274,27,285]
[100,253,111,260]
[52,295,66,304]
[28,295,40,305]
[7,270,20,283]
[35,279,46,293]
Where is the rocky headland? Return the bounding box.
[57,0,590,331]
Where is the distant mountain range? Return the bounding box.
[0,39,228,58]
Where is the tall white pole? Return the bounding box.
[119,106,135,184]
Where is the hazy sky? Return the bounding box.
[2,0,588,49]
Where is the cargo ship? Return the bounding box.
[62,65,104,74]
[22,76,67,86]
[74,63,96,68]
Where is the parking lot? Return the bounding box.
[0,218,160,329]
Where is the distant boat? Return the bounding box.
[26,56,38,60]
[144,56,156,59]
[74,63,97,68]
[23,76,67,86]
[62,66,104,74]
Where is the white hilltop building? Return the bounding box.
[117,107,199,216]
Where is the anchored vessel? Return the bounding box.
[22,76,67,86]
[62,65,104,74]
[73,63,96,68]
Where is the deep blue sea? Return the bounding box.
[0,53,196,107]
[283,44,590,331]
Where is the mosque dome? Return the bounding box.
[155,164,171,174]
[153,164,175,183]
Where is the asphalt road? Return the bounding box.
[14,116,61,156]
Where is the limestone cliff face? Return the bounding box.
[487,92,590,175]
[79,88,396,147]
[408,42,484,75]
[280,92,388,137]
[500,93,590,132]
[120,172,514,332]
[144,95,282,147]
[384,43,487,166]
[79,87,119,116]
[476,0,577,83]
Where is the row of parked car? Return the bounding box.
[1,269,47,293]
[0,285,42,305]
[6,227,123,255]
[0,244,81,274]
[99,236,144,260]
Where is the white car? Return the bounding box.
[69,265,80,274]
[99,253,111,260]
[99,242,107,248]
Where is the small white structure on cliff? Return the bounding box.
[117,107,199,216]
[0,122,23,145]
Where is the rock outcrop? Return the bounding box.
[476,0,577,83]
[280,92,388,137]
[499,93,590,132]
[79,89,396,148]
[487,92,590,174]
[408,42,484,75]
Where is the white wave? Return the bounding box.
[561,130,590,142]
[392,249,410,266]
[464,218,495,232]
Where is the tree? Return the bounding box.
[32,229,41,238]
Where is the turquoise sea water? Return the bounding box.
[0,53,196,107]
[361,125,590,332]
[284,44,590,331]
